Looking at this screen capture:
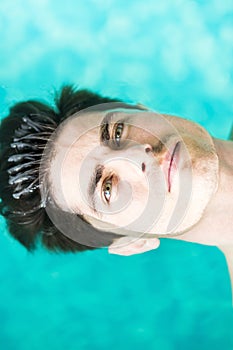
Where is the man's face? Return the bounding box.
[47,104,219,248]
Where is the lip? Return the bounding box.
[165,141,180,192]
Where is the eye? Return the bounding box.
[102,177,112,203]
[114,123,124,147]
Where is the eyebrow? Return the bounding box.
[88,164,104,212]
[100,112,114,143]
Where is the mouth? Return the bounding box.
[167,141,180,192]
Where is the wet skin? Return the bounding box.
[45,106,228,254]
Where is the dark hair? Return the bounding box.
[0,85,127,253]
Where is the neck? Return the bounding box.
[174,137,233,246]
[172,136,233,303]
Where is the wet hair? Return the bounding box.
[0,85,130,253]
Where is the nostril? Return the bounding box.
[142,162,146,172]
[145,144,152,153]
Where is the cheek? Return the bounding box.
[181,134,214,171]
[101,176,149,228]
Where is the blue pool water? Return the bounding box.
[0,1,233,349]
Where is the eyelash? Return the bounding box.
[113,122,124,147]
[101,173,118,204]
[102,176,113,203]
[101,121,125,148]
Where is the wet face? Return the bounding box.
[47,104,219,246]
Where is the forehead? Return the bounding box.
[52,104,158,160]
[55,108,135,146]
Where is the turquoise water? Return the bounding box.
[0,1,233,349]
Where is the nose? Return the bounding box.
[101,143,153,174]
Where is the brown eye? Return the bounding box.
[114,123,124,147]
[102,178,112,203]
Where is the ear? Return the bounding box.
[108,236,160,256]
